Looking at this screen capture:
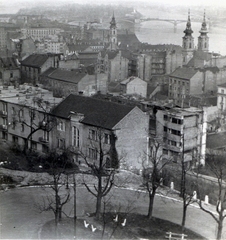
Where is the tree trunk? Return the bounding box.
[217,216,223,240]
[95,174,102,218]
[181,202,187,232]
[147,188,156,219]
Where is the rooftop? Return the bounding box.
[45,68,87,84]
[169,67,199,80]
[21,54,50,68]
[51,94,135,129]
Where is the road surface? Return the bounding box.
[0,186,224,239]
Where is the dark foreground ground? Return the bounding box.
[41,213,205,239]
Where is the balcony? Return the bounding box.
[0,110,7,116]
[39,137,49,144]
[0,124,7,131]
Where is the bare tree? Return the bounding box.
[37,150,78,236]
[12,97,56,154]
[142,137,172,219]
[79,127,119,219]
[180,156,198,232]
[197,152,226,240]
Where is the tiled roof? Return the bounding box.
[108,81,121,93]
[107,51,118,60]
[51,94,134,129]
[47,68,86,84]
[41,67,56,77]
[140,44,182,52]
[21,54,49,67]
[68,44,90,52]
[169,67,199,80]
[118,33,141,47]
[193,50,212,61]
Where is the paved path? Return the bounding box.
[0,186,224,239]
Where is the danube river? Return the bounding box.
[135,7,226,56]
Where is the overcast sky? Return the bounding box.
[1,0,226,14]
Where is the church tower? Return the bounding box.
[198,11,209,52]
[110,12,118,51]
[182,10,195,65]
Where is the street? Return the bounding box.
[0,186,224,239]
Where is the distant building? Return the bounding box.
[0,57,20,86]
[21,27,63,41]
[168,65,226,107]
[40,67,108,97]
[120,76,147,98]
[20,53,61,85]
[138,44,183,81]
[217,83,226,112]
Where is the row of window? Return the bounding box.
[164,138,182,147]
[169,78,189,86]
[164,126,181,136]
[163,115,183,125]
[2,133,49,153]
[88,129,111,144]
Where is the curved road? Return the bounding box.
[0,186,224,239]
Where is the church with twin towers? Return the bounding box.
[182,10,209,65]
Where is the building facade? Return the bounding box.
[156,107,207,166]
[217,83,226,112]
[0,85,62,152]
[51,94,149,169]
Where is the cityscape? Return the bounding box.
[1,0,226,239]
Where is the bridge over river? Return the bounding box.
[120,17,212,33]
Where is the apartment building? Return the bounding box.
[156,107,207,166]
[21,28,63,41]
[0,85,62,152]
[0,57,20,86]
[20,53,61,85]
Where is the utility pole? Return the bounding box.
[73,173,77,239]
[180,132,186,198]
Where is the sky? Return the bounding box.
[1,0,226,14]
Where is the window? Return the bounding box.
[221,89,224,94]
[73,126,79,147]
[42,144,49,153]
[2,132,7,140]
[10,72,13,78]
[163,148,168,155]
[104,133,111,144]
[164,126,167,132]
[171,129,181,136]
[58,138,65,149]
[89,148,97,160]
[12,136,18,144]
[11,107,15,115]
[21,124,24,132]
[31,141,37,150]
[172,118,183,125]
[163,115,168,121]
[89,129,97,141]
[2,102,7,113]
[43,131,49,141]
[19,109,24,118]
[12,120,16,130]
[58,121,65,131]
